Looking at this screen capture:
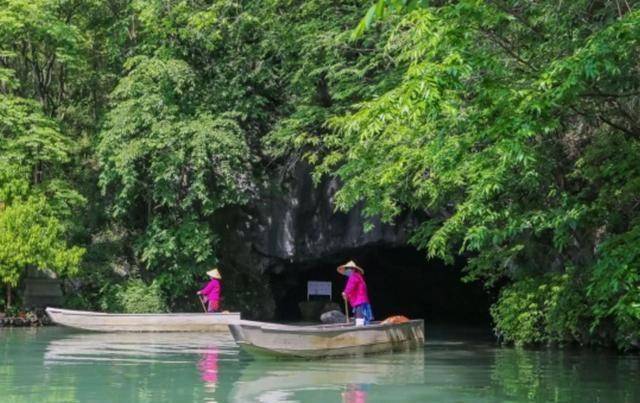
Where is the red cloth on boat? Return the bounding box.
[343,271,370,307]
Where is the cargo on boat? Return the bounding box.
[228,319,425,358]
[45,307,240,332]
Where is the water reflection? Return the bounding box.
[229,340,640,402]
[40,330,238,402]
[0,327,638,402]
[341,384,369,403]
[198,348,220,389]
[44,331,235,364]
[489,346,640,402]
[230,352,424,402]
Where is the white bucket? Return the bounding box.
[355,318,365,327]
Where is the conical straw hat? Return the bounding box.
[337,260,364,275]
[206,268,222,279]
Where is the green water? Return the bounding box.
[0,327,638,402]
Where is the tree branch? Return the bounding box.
[597,114,637,137]
[479,29,538,73]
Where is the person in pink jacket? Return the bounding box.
[197,268,222,312]
[338,260,373,324]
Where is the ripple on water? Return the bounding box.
[43,331,238,365]
[1,327,639,402]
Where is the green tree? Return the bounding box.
[3,0,638,339]
[0,195,84,307]
[314,1,640,348]
[0,0,133,310]
[96,0,392,310]
[98,56,251,306]
[0,79,85,307]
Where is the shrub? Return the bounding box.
[99,279,168,313]
[491,272,589,346]
[588,225,640,350]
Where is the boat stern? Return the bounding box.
[228,324,247,343]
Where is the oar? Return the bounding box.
[197,294,207,313]
[344,298,350,323]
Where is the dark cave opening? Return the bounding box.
[267,245,495,327]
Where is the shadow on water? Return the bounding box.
[0,327,639,402]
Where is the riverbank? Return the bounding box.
[0,309,52,327]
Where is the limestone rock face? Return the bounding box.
[214,162,417,319]
[216,162,416,274]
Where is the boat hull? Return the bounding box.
[229,319,425,358]
[46,307,240,332]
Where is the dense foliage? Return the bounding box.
[0,0,638,348]
[318,0,640,348]
[0,0,391,312]
[0,52,86,306]
[98,56,252,305]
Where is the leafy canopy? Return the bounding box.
[316,1,640,348]
[98,55,252,303]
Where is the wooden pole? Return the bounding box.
[344,298,349,323]
[197,294,207,313]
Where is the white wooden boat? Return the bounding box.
[228,319,425,358]
[46,307,240,332]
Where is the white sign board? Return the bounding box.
[307,281,332,301]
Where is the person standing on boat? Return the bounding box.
[197,268,222,312]
[338,260,373,325]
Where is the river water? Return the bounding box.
[0,326,638,402]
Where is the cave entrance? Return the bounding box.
[268,245,494,327]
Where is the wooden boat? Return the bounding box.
[228,319,425,358]
[45,307,240,332]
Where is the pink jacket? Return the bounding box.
[343,271,370,307]
[199,279,221,303]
